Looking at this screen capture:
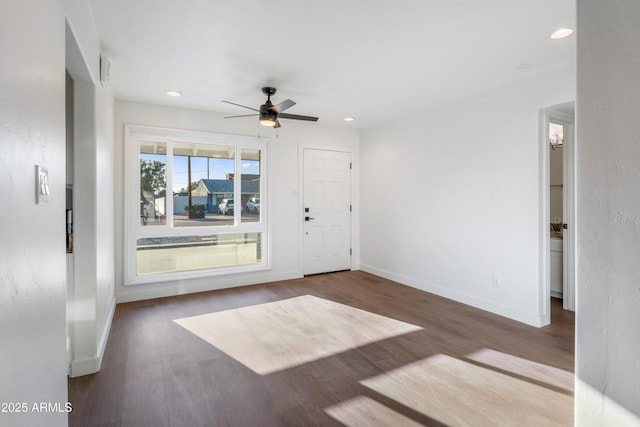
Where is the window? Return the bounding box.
[125,125,268,285]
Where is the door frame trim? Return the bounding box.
[539,103,576,326]
[298,143,359,276]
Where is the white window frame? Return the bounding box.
[124,124,270,285]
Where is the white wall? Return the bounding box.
[65,0,116,377]
[0,1,68,426]
[95,79,116,369]
[64,0,100,83]
[114,101,359,302]
[360,65,574,326]
[576,1,640,425]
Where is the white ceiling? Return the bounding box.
[89,0,575,130]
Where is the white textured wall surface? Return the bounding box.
[0,1,68,426]
[114,101,359,302]
[576,1,640,425]
[360,66,574,326]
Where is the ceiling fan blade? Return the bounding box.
[271,99,296,113]
[278,113,318,122]
[222,100,259,112]
[224,114,258,119]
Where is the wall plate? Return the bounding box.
[36,165,50,204]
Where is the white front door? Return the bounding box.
[303,149,351,275]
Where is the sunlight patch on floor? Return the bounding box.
[360,353,573,427]
[324,395,424,427]
[173,295,422,375]
[465,348,574,393]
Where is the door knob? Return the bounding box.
[305,216,315,221]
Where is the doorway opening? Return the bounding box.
[549,121,564,301]
[540,101,576,325]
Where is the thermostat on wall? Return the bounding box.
[36,165,50,204]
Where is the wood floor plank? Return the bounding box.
[68,271,575,426]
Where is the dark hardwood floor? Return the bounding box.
[68,271,575,427]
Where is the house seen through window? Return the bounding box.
[126,126,268,284]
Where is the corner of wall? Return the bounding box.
[69,296,115,378]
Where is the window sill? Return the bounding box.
[125,262,271,287]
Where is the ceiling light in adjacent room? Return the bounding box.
[550,28,573,39]
[166,90,182,97]
[344,117,355,122]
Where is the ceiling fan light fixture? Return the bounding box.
[260,118,276,127]
[223,86,318,128]
[259,109,277,127]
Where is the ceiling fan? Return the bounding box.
[223,87,318,128]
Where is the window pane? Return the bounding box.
[140,141,167,226]
[128,125,269,284]
[172,142,235,227]
[241,149,261,223]
[136,233,264,275]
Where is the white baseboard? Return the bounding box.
[360,264,546,327]
[69,357,100,378]
[69,297,116,378]
[97,297,116,363]
[551,290,563,299]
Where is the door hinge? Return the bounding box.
[350,162,352,170]
[350,248,352,255]
[350,205,352,212]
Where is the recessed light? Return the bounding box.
[550,28,573,39]
[166,90,182,97]
[344,117,355,122]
